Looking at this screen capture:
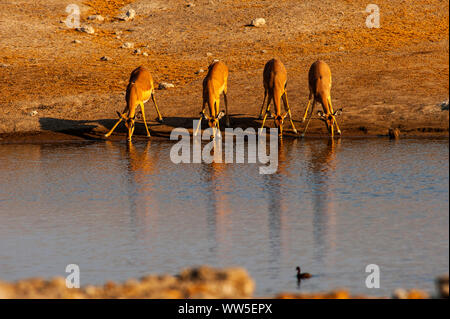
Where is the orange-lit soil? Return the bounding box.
[0,0,448,140]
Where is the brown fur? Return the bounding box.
[105,66,163,141]
[303,60,341,137]
[259,58,297,136]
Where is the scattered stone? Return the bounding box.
[186,3,195,7]
[250,18,266,27]
[158,82,174,90]
[121,42,134,49]
[76,25,95,34]
[29,110,38,117]
[388,128,400,139]
[261,49,267,54]
[133,49,141,55]
[440,99,449,111]
[0,63,10,68]
[206,52,213,57]
[142,52,149,57]
[100,56,112,61]
[118,9,136,21]
[87,15,104,22]
[392,288,408,299]
[72,39,81,44]
[436,274,449,298]
[195,69,205,74]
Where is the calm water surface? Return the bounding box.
[0,137,448,297]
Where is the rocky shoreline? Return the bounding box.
[0,266,448,299]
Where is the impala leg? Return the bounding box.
[139,102,151,137]
[194,117,202,136]
[194,104,206,137]
[282,92,298,134]
[216,120,221,139]
[258,90,267,120]
[223,91,230,127]
[151,93,164,123]
[302,95,313,123]
[328,97,341,135]
[105,114,125,138]
[301,100,316,138]
[259,96,272,135]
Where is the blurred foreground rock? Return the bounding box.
[0,266,254,299]
[436,274,449,298]
[0,268,447,299]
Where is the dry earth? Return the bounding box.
[0,0,449,141]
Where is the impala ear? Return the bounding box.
[217,111,225,120]
[317,110,327,121]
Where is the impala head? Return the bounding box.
[318,109,342,134]
[274,112,288,136]
[203,111,225,132]
[117,111,136,141]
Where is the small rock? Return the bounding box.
[118,8,136,21]
[87,15,104,22]
[133,49,141,55]
[142,52,149,57]
[195,69,204,74]
[100,56,112,61]
[158,82,174,90]
[0,63,10,68]
[440,99,449,111]
[436,274,449,298]
[250,18,266,27]
[30,110,38,117]
[388,128,400,139]
[186,3,195,7]
[76,25,95,34]
[206,52,213,57]
[121,42,134,49]
[392,288,408,299]
[261,49,267,54]
[72,39,81,44]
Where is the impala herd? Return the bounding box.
[105,59,342,142]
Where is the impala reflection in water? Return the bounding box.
[0,137,448,297]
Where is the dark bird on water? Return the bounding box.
[296,266,312,280]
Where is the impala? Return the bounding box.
[302,60,341,137]
[258,58,298,137]
[105,66,164,141]
[194,60,230,138]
